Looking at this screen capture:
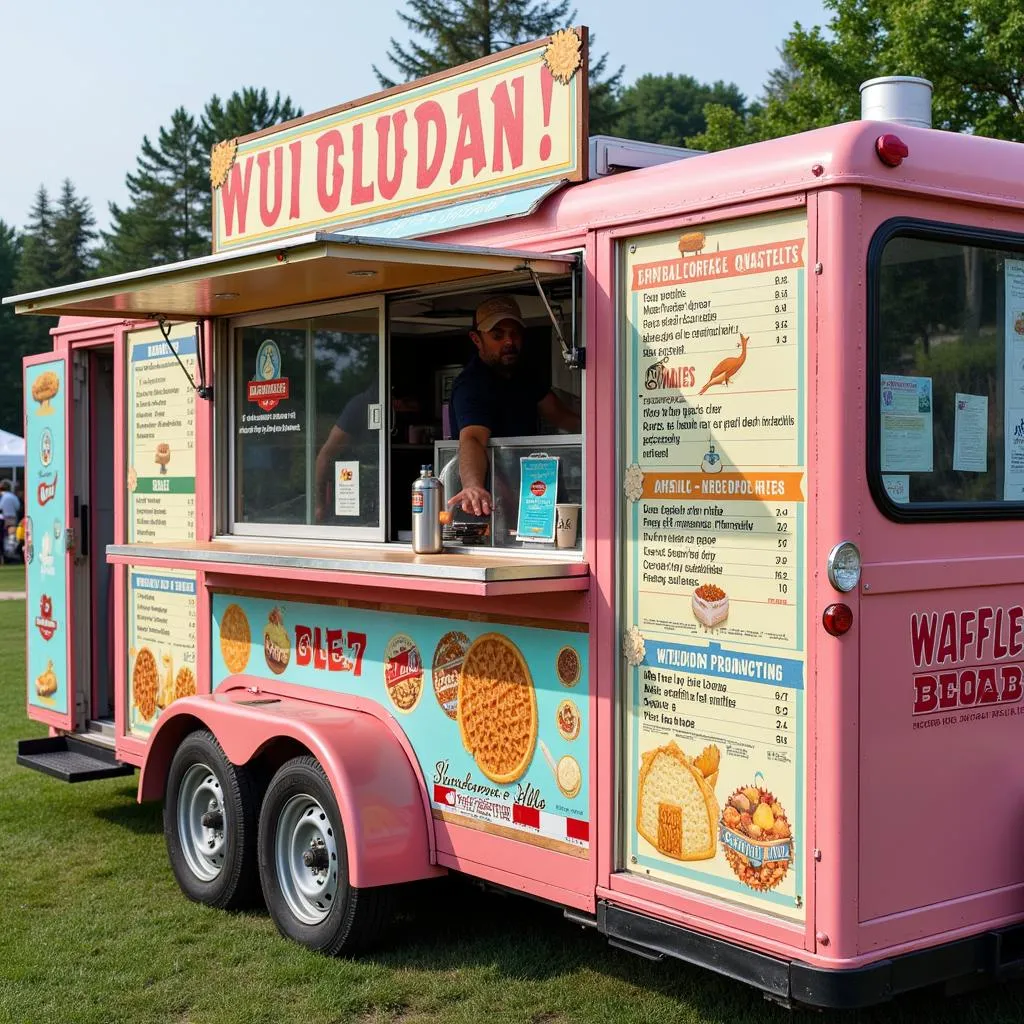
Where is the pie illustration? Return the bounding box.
[384,634,424,713]
[636,741,719,861]
[132,647,159,721]
[432,630,468,720]
[692,584,729,628]
[263,608,290,675]
[721,782,793,892]
[219,603,251,674]
[175,666,197,700]
[556,645,581,687]
[31,371,59,413]
[556,754,581,798]
[35,660,58,697]
[458,633,537,784]
[556,699,580,741]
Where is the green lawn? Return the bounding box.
[1,600,1023,1023]
[0,562,25,592]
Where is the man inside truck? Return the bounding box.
[447,295,580,516]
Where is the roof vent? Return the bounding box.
[588,135,702,179]
[859,76,932,129]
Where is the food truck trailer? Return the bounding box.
[9,33,1024,1008]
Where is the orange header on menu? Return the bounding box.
[631,239,805,291]
[642,472,805,502]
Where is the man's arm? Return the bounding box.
[538,391,582,433]
[449,424,493,517]
[313,426,351,521]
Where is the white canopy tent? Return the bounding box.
[0,429,25,481]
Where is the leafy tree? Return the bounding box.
[612,74,746,148]
[198,87,302,152]
[99,107,208,274]
[691,0,1024,151]
[374,0,624,134]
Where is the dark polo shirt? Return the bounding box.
[450,354,549,438]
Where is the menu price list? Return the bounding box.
[127,568,198,739]
[127,326,198,544]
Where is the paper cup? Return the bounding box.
[555,504,581,548]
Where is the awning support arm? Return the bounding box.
[157,316,213,401]
[520,262,584,371]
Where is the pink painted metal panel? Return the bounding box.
[139,687,442,888]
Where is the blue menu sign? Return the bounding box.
[516,455,559,543]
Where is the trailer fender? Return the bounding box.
[139,692,442,888]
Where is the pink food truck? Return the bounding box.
[9,33,1024,1008]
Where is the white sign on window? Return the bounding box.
[952,393,988,473]
[880,374,933,473]
[1003,260,1024,498]
[335,461,360,516]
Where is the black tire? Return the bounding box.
[258,755,392,955]
[163,730,260,909]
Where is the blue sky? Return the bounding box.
[0,0,829,232]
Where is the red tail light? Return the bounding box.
[876,133,909,167]
[822,603,854,636]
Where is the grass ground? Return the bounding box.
[0,562,25,591]
[1,599,1023,1023]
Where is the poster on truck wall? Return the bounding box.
[211,593,590,857]
[23,357,70,724]
[620,210,808,921]
[126,324,198,543]
[1002,260,1024,498]
[127,568,198,739]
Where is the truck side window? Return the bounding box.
[870,222,1024,517]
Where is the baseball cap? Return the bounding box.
[474,295,524,333]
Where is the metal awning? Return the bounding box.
[3,232,577,320]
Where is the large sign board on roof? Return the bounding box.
[210,29,589,252]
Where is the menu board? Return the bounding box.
[127,568,198,739]
[24,358,70,720]
[126,324,197,543]
[621,211,807,921]
[211,593,590,857]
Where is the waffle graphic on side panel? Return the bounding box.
[175,666,197,700]
[458,633,538,784]
[219,603,251,674]
[132,647,159,721]
[636,741,718,861]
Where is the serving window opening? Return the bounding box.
[224,270,584,551]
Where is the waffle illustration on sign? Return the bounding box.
[636,741,719,861]
[219,603,251,674]
[458,633,538,784]
[132,647,159,721]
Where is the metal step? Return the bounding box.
[16,735,135,783]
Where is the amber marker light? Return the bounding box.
[822,604,854,637]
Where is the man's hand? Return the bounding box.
[448,485,492,517]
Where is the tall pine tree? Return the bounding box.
[99,90,302,274]
[52,179,97,284]
[99,107,208,274]
[0,221,23,435]
[374,0,623,135]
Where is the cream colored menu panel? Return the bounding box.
[126,324,197,543]
[621,210,808,921]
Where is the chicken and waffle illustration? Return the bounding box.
[263,608,291,675]
[31,371,60,414]
[699,334,749,395]
[154,442,171,474]
[636,741,720,861]
[692,584,729,628]
[720,778,794,892]
[432,630,468,720]
[219,603,251,674]
[132,646,159,721]
[458,633,538,784]
[384,634,424,713]
[677,231,707,256]
[35,660,58,698]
